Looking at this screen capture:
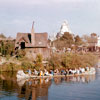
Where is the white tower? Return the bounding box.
[60,20,72,35]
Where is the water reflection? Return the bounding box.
[17,78,51,100]
[0,72,96,100]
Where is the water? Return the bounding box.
[0,69,100,100]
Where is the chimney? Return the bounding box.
[31,21,35,46]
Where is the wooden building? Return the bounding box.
[15,22,50,59]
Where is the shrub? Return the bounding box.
[21,62,34,70]
[49,52,98,69]
[16,50,26,59]
[0,63,20,72]
[34,54,44,70]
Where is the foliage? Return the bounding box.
[0,41,15,56]
[61,32,74,41]
[0,63,21,72]
[34,54,44,70]
[49,52,98,69]
[74,35,83,46]
[53,32,74,50]
[21,62,34,70]
[6,55,11,61]
[16,49,26,59]
[53,32,85,51]
[60,32,74,48]
[49,53,62,70]
[36,54,43,63]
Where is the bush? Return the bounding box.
[16,50,26,59]
[36,54,43,63]
[21,62,34,70]
[34,54,44,70]
[0,41,15,56]
[0,63,21,72]
[49,53,62,70]
[49,52,98,69]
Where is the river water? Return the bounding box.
[0,69,100,100]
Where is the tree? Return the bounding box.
[61,32,74,46]
[16,49,26,58]
[36,54,43,63]
[0,41,15,56]
[74,35,83,46]
[53,32,74,50]
[34,54,44,70]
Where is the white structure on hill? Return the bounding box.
[49,20,72,41]
[59,20,72,35]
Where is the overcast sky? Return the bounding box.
[0,0,100,37]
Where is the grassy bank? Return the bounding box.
[0,54,44,72]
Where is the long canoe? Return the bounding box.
[30,71,95,79]
[17,69,96,80]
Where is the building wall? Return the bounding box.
[25,47,50,60]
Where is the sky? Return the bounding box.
[0,0,100,38]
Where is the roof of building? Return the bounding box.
[15,32,48,48]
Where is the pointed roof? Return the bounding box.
[16,33,31,44]
[60,20,72,34]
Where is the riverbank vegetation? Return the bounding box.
[49,52,98,70]
[0,52,98,72]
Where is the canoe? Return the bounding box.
[16,68,96,80]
